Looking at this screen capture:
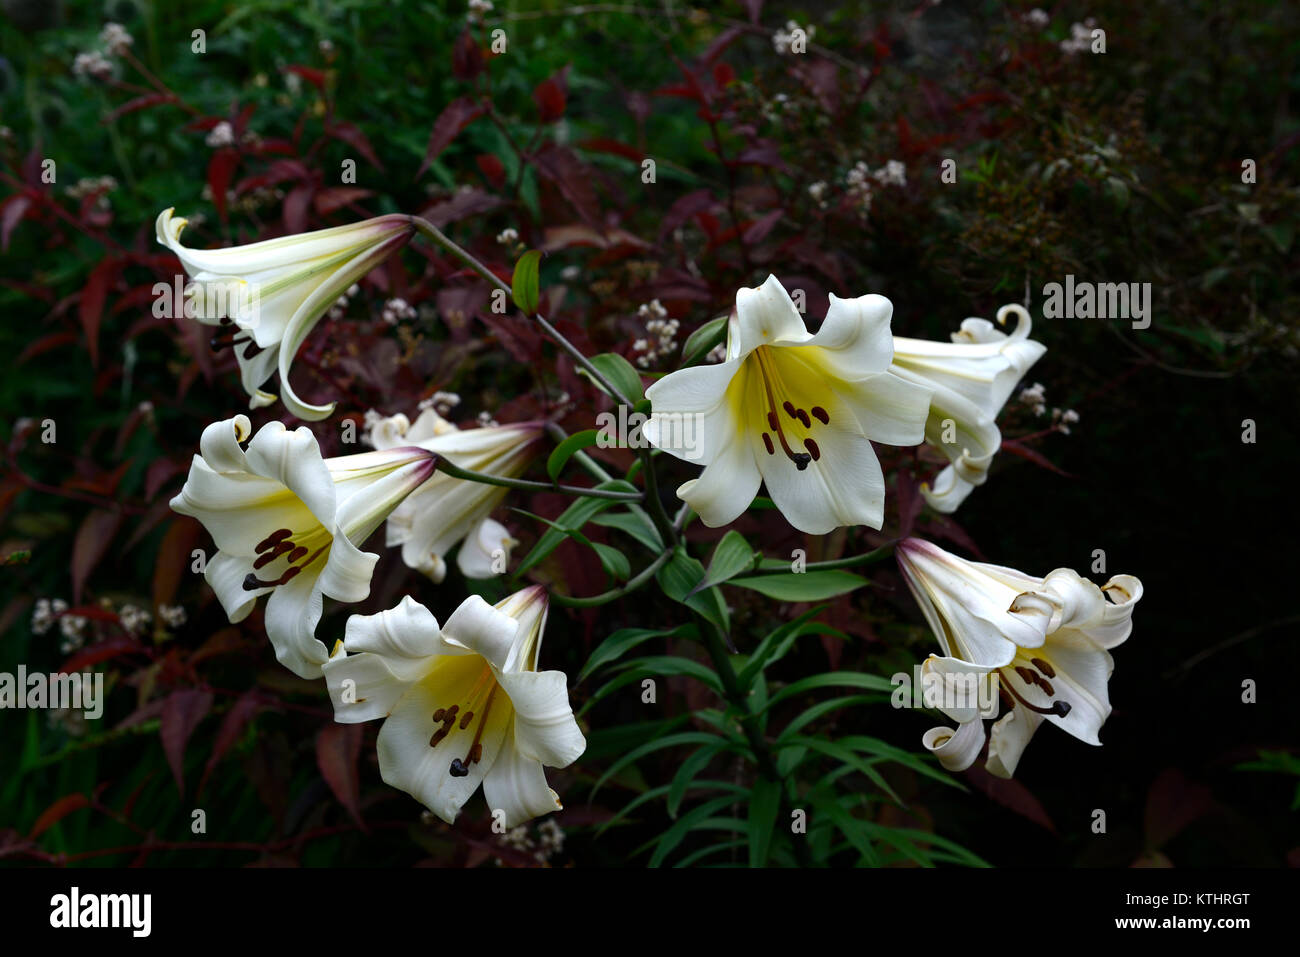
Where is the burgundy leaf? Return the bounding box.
[161,689,214,794]
[28,794,90,840]
[417,97,486,180]
[71,508,122,603]
[199,693,263,797]
[1,194,32,251]
[316,722,366,829]
[327,121,385,171]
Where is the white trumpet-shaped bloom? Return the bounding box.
[643,275,931,534]
[323,587,585,827]
[366,408,541,582]
[169,415,437,678]
[897,537,1142,778]
[156,209,414,421]
[889,305,1046,512]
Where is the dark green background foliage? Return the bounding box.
[0,0,1296,867]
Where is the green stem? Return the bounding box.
[435,458,642,501]
[551,547,674,608]
[411,217,634,406]
[696,617,815,868]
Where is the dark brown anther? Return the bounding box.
[445,705,458,719]
[762,433,775,455]
[796,409,811,428]
[767,411,779,431]
[1038,678,1056,697]
[254,528,292,552]
[782,400,797,419]
[803,438,821,461]
[459,711,474,730]
[811,406,830,425]
[432,708,445,723]
[449,758,469,777]
[430,728,448,748]
[1014,665,1038,685]
[253,541,293,569]
[1031,657,1056,678]
[287,546,308,563]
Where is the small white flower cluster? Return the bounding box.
[845,162,875,216]
[497,819,565,864]
[205,121,235,148]
[633,300,679,368]
[100,22,134,55]
[874,159,908,188]
[47,705,89,737]
[1019,382,1047,416]
[66,176,118,213]
[1052,407,1081,435]
[1060,18,1098,55]
[477,410,500,428]
[705,341,728,363]
[33,599,88,653]
[1023,8,1050,28]
[381,297,418,325]
[560,264,581,282]
[72,51,114,81]
[762,92,793,123]
[118,603,152,636]
[158,604,187,628]
[496,227,518,245]
[808,180,831,210]
[420,391,462,416]
[468,0,494,23]
[327,283,362,321]
[772,20,815,55]
[72,23,134,81]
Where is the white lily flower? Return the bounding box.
[897,537,1142,778]
[323,586,585,827]
[890,305,1046,512]
[643,275,931,533]
[156,209,414,421]
[169,414,438,678]
[367,408,542,582]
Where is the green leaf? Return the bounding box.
[512,479,636,576]
[580,352,645,405]
[579,624,693,684]
[747,778,782,867]
[591,731,722,798]
[514,508,629,582]
[680,314,728,365]
[511,249,542,315]
[645,793,741,867]
[590,510,662,551]
[581,655,721,716]
[783,735,902,805]
[814,795,881,866]
[728,570,868,602]
[667,739,733,818]
[779,694,879,741]
[657,546,729,633]
[762,671,894,715]
[546,429,599,482]
[736,607,829,689]
[693,530,757,593]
